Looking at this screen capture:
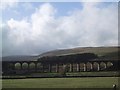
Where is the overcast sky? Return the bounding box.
[1,0,118,56]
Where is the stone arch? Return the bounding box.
[80,63,86,71]
[37,63,41,69]
[22,62,28,70]
[36,63,43,72]
[93,62,100,71]
[107,62,113,67]
[65,64,70,72]
[73,63,77,72]
[100,62,107,70]
[59,63,65,72]
[86,62,93,71]
[63,63,70,72]
[15,62,21,70]
[8,63,14,70]
[51,64,56,72]
[44,63,51,72]
[29,62,36,69]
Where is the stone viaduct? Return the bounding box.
[2,53,119,75]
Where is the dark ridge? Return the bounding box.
[2,55,39,61]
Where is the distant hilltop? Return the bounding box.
[2,46,120,61]
[39,46,119,57]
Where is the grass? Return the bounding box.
[2,71,119,79]
[2,77,119,88]
[66,71,119,77]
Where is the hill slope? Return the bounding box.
[39,46,119,58]
[2,46,119,61]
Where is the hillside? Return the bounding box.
[39,46,119,58]
[2,46,119,61]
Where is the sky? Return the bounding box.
[1,0,119,56]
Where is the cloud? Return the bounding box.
[0,0,18,10]
[2,2,118,56]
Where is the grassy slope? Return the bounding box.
[39,47,119,58]
[2,77,119,88]
[2,47,119,61]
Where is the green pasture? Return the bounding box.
[2,77,119,88]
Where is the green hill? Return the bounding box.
[39,46,119,59]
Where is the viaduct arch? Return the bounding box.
[2,60,119,75]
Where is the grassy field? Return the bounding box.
[2,77,119,88]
